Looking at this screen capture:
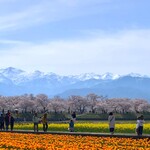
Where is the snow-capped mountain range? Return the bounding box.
[0,67,150,101]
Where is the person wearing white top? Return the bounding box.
[33,113,40,132]
[136,115,145,136]
[108,112,115,135]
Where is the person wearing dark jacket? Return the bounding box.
[0,114,5,130]
[69,119,74,132]
[5,113,10,131]
[10,114,15,131]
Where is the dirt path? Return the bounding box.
[1,130,150,139]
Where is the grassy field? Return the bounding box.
[13,121,150,134]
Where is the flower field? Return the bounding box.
[1,122,150,149]
[13,122,150,134]
[0,132,150,150]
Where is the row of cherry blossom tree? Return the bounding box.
[0,93,150,114]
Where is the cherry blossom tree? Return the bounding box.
[86,93,106,113]
[35,94,49,112]
[48,96,66,113]
[68,95,89,114]
[132,99,150,113]
[17,95,34,113]
[0,96,7,113]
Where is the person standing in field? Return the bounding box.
[68,119,74,132]
[5,112,10,131]
[10,114,15,131]
[108,112,115,135]
[136,115,145,136]
[42,113,48,132]
[32,112,39,132]
[0,114,5,130]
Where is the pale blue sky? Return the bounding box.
[0,0,150,75]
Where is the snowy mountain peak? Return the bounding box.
[75,73,101,81]
[0,67,24,75]
[101,72,120,80]
[71,72,120,81]
[126,73,147,78]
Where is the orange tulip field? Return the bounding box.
[0,132,150,150]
